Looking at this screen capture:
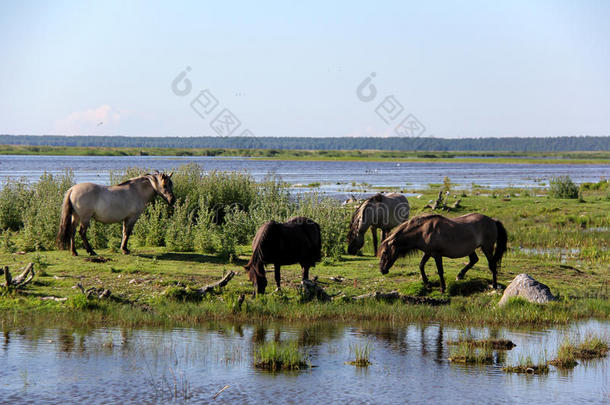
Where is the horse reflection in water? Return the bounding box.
[57,171,174,256]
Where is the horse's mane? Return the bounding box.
[381,213,441,258]
[246,220,276,278]
[117,174,151,186]
[348,193,383,238]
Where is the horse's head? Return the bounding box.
[244,263,267,296]
[378,238,398,275]
[347,201,368,255]
[149,171,175,205]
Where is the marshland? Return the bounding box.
[0,159,608,403]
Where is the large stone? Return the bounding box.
[498,274,557,306]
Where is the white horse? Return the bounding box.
[57,171,174,256]
[347,193,410,255]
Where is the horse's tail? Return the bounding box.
[56,189,74,250]
[492,219,508,269]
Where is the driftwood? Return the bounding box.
[197,271,235,296]
[425,190,461,212]
[352,290,449,306]
[1,263,35,288]
[300,279,331,302]
[76,282,111,299]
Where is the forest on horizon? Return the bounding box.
[0,134,608,152]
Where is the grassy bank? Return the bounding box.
[1,144,609,164]
[0,167,608,328]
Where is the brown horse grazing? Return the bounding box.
[244,216,321,296]
[57,171,175,256]
[378,213,507,293]
[347,193,410,256]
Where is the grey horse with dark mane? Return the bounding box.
[244,216,321,296]
[57,171,175,256]
[378,213,507,292]
[347,193,410,255]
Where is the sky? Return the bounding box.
[0,0,609,138]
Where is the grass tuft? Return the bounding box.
[448,342,494,364]
[254,341,309,371]
[346,342,372,366]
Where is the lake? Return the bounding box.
[0,156,608,196]
[0,320,607,404]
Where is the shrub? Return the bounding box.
[549,176,579,199]
[0,178,31,231]
[134,200,170,247]
[21,172,74,251]
[165,198,195,252]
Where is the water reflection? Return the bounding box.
[0,320,607,403]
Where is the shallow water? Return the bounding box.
[0,155,608,195]
[0,320,607,404]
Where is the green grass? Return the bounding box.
[0,175,608,328]
[346,342,372,366]
[0,144,609,164]
[503,355,550,374]
[253,341,309,371]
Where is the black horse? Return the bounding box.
[244,216,322,296]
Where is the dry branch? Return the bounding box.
[2,263,35,288]
[352,290,449,306]
[197,271,235,296]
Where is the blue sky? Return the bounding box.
[1,0,608,138]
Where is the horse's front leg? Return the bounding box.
[457,252,479,280]
[121,217,137,255]
[301,265,310,281]
[79,221,96,256]
[371,227,378,256]
[419,253,431,287]
[433,256,446,293]
[274,264,281,292]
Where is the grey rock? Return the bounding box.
[498,273,557,306]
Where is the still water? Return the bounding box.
[1,320,607,404]
[0,155,608,194]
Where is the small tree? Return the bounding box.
[549,176,579,199]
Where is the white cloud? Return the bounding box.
[55,105,122,134]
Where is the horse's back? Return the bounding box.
[254,217,321,266]
[68,182,145,224]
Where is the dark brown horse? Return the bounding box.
[378,213,507,292]
[244,216,322,296]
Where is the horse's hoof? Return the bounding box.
[274,288,281,293]
[122,250,130,255]
[88,252,97,257]
[456,275,464,281]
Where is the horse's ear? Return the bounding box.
[167,172,173,178]
[373,194,383,202]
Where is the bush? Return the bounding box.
[21,172,74,251]
[165,198,195,252]
[549,176,579,199]
[134,200,170,247]
[0,178,31,231]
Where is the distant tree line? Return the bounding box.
[0,135,608,152]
